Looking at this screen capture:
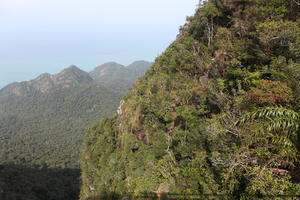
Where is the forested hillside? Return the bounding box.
[0,61,151,168]
[90,61,152,94]
[81,0,300,199]
[0,61,151,200]
[0,66,121,168]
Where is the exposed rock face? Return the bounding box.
[0,61,152,97]
[0,66,93,96]
[52,66,94,86]
[117,100,125,115]
[0,82,34,96]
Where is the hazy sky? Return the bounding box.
[0,0,199,88]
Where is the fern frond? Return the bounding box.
[236,107,299,126]
[264,119,299,135]
[270,135,295,148]
[235,106,299,162]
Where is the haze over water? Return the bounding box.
[0,0,199,88]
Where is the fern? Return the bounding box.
[236,106,300,162]
[236,107,299,127]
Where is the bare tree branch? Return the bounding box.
[293,0,300,6]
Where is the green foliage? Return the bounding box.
[90,61,152,94]
[0,63,150,200]
[0,83,121,168]
[237,106,299,163]
[256,20,300,56]
[81,1,300,200]
[0,164,80,200]
[247,80,294,105]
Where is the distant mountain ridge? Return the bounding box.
[0,60,152,168]
[127,60,152,74]
[1,66,93,96]
[0,61,152,96]
[90,61,152,93]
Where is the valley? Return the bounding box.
[1,0,300,200]
[0,61,151,200]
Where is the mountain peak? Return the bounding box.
[89,62,127,80]
[62,65,82,73]
[1,61,152,96]
[102,61,123,66]
[128,60,151,66]
[89,60,152,94]
[31,66,94,93]
[49,66,93,89]
[127,60,152,71]
[1,66,94,96]
[93,62,125,71]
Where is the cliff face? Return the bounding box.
[81,1,300,199]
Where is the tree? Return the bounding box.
[200,1,221,46]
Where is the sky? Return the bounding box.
[0,0,199,88]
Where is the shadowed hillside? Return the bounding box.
[0,61,151,200]
[0,164,80,200]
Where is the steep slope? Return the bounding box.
[81,1,300,199]
[89,61,152,94]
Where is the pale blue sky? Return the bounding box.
[0,0,199,88]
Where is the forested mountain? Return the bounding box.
[0,61,151,200]
[1,66,93,96]
[0,61,150,168]
[81,0,300,199]
[0,66,115,168]
[127,61,153,77]
[89,61,152,94]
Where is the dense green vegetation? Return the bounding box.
[0,62,150,200]
[0,82,120,168]
[81,0,300,199]
[0,61,151,168]
[90,61,152,94]
[0,164,80,200]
